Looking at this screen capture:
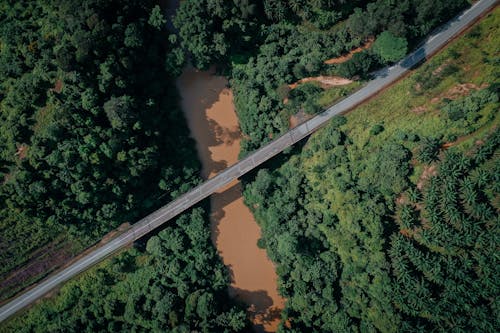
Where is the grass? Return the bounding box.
[338,7,499,155]
[298,5,499,219]
[302,7,499,189]
[318,81,362,108]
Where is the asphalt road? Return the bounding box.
[0,0,497,323]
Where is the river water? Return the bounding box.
[176,66,284,332]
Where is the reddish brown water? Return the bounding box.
[176,66,284,332]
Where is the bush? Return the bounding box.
[370,124,384,135]
[312,9,342,30]
[442,88,498,121]
[330,115,347,128]
[287,83,323,115]
[337,51,378,79]
[372,31,408,64]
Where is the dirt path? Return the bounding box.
[324,39,374,64]
[176,66,284,333]
[288,75,353,90]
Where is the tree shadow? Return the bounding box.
[257,306,283,331]
[176,66,240,178]
[159,0,179,32]
[230,287,282,333]
[206,117,241,175]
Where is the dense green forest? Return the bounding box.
[173,0,469,153]
[0,0,200,295]
[243,10,499,332]
[1,0,497,332]
[2,208,248,332]
[245,128,499,332]
[0,0,250,331]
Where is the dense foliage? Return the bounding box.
[173,0,469,154]
[2,208,249,332]
[245,123,499,332]
[242,11,500,332]
[0,1,252,330]
[390,139,499,331]
[1,1,495,332]
[0,0,199,280]
[245,121,408,332]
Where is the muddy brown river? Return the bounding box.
[176,66,284,332]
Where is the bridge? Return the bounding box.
[0,0,497,323]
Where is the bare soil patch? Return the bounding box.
[289,75,353,90]
[51,79,63,93]
[411,106,428,114]
[417,165,438,190]
[15,144,28,160]
[432,61,451,76]
[431,83,487,103]
[324,39,374,65]
[289,110,312,129]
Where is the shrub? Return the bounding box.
[370,124,384,135]
[337,51,378,79]
[372,31,408,64]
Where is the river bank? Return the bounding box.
[176,66,284,332]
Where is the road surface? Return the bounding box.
[0,0,497,323]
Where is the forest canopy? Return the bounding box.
[0,0,207,306]
[172,0,469,153]
[0,0,250,330]
[1,1,497,332]
[243,9,500,331]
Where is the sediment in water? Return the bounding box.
[176,66,284,333]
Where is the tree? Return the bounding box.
[417,137,441,164]
[337,51,377,79]
[148,5,166,30]
[124,23,142,48]
[370,124,384,135]
[103,96,135,130]
[372,31,407,64]
[347,8,375,39]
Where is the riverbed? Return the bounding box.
[176,66,284,332]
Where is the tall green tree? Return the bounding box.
[372,31,408,63]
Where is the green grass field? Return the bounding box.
[350,11,497,130]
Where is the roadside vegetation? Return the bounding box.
[2,208,248,332]
[173,0,469,153]
[0,0,199,299]
[242,9,499,332]
[1,0,496,332]
[0,0,250,327]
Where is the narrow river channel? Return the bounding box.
[176,66,284,332]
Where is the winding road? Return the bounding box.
[0,0,497,323]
